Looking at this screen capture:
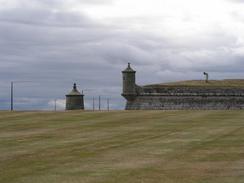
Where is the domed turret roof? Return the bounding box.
[123,63,136,73]
[66,83,83,96]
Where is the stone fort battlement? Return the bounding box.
[121,63,244,110]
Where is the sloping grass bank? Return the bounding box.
[0,110,244,183]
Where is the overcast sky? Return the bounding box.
[1,0,244,110]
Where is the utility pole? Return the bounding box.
[99,96,101,111]
[107,98,110,111]
[54,99,57,111]
[92,97,95,111]
[11,82,13,111]
[10,81,32,111]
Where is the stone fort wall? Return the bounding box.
[125,87,244,110]
[122,63,244,110]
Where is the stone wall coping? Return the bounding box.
[140,93,244,96]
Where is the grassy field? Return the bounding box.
[147,79,244,88]
[0,110,244,183]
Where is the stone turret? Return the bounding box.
[66,83,84,110]
[122,63,137,101]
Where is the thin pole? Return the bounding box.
[93,97,95,111]
[99,96,101,111]
[9,81,32,111]
[107,98,110,111]
[54,99,57,111]
[203,72,209,83]
[11,82,13,111]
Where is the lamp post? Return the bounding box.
[99,96,101,111]
[203,72,209,83]
[10,81,32,111]
[93,97,95,111]
[107,98,110,111]
[54,99,57,111]
[11,82,13,111]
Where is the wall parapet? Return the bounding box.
[139,93,244,97]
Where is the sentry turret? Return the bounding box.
[66,83,84,110]
[121,63,137,101]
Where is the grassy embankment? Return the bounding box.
[0,110,244,183]
[147,79,244,88]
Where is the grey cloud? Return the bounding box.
[1,1,244,110]
[0,0,113,9]
[228,0,244,3]
[38,0,114,6]
[230,11,244,23]
[0,8,95,27]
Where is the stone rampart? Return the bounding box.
[126,86,244,110]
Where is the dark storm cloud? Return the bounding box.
[1,0,244,110]
[0,5,159,110]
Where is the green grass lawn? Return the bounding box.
[0,110,244,183]
[147,79,244,88]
